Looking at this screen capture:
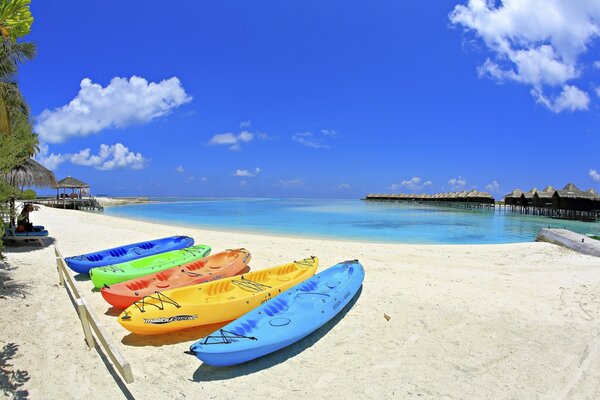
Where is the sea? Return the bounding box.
[103,197,600,244]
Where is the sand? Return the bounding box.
[1,204,600,399]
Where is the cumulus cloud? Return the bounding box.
[293,129,337,149]
[590,169,600,182]
[38,153,67,170]
[70,143,146,170]
[448,176,467,191]
[388,176,432,192]
[449,0,600,112]
[36,76,192,143]
[485,180,501,193]
[209,122,271,151]
[37,143,146,171]
[208,131,254,151]
[277,178,304,188]
[233,167,261,177]
[176,165,185,173]
[531,85,590,113]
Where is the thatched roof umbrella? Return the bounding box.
[3,158,56,190]
[2,158,57,227]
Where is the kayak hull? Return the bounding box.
[100,249,251,308]
[118,257,318,335]
[189,260,364,366]
[65,235,195,274]
[89,245,211,288]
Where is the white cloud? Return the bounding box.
[448,176,467,191]
[388,176,432,192]
[449,0,600,111]
[176,165,185,173]
[38,153,66,170]
[594,61,600,69]
[531,85,590,112]
[70,143,146,170]
[485,180,501,193]
[277,178,304,188]
[208,126,267,151]
[293,129,337,149]
[233,167,261,177]
[336,183,351,190]
[240,120,251,129]
[37,143,146,171]
[590,169,600,182]
[36,76,192,143]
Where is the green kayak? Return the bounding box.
[89,244,211,288]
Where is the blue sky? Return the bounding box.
[21,1,600,198]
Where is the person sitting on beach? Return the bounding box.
[16,203,37,232]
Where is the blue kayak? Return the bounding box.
[188,259,364,366]
[65,235,194,274]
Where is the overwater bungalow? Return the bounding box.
[503,183,600,221]
[532,186,554,208]
[520,188,538,208]
[504,189,523,206]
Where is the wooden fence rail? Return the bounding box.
[54,246,134,383]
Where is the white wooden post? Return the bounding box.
[76,298,94,348]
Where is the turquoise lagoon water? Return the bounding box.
[104,197,600,244]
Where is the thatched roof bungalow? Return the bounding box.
[504,189,523,206]
[532,186,555,208]
[552,183,600,211]
[520,188,538,207]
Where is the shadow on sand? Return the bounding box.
[1,237,56,254]
[191,286,363,382]
[121,321,231,347]
[0,258,30,299]
[0,343,30,399]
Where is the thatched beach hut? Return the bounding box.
[520,188,538,207]
[532,186,555,208]
[504,189,523,206]
[552,183,600,212]
[53,176,90,199]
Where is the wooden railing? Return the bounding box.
[54,246,133,383]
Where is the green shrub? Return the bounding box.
[19,189,36,200]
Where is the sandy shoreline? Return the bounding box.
[2,205,600,399]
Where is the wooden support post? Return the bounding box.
[55,257,65,286]
[76,298,95,348]
[80,297,134,383]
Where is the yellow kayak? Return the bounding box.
[118,256,318,335]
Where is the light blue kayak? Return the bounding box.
[188,259,365,366]
[65,235,194,274]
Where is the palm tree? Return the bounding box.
[0,0,33,42]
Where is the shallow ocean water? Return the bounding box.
[104,197,600,244]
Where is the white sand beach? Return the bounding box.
[2,205,600,399]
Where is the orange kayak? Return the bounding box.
[100,249,251,309]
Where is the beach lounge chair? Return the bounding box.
[2,226,49,246]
